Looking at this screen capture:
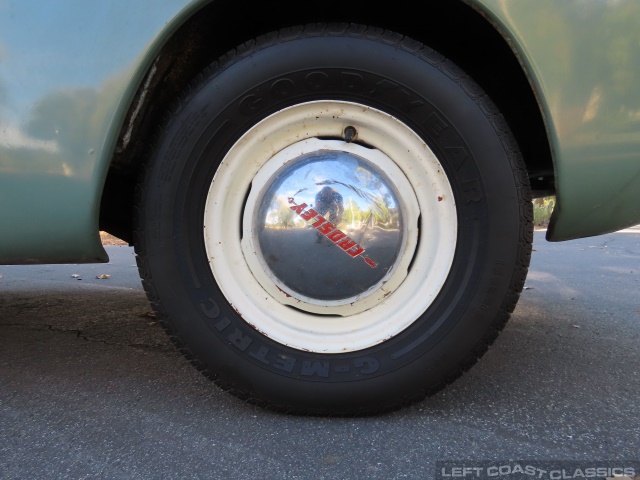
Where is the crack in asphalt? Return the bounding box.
[0,322,173,351]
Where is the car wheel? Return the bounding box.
[134,24,532,415]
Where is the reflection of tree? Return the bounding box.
[372,197,390,225]
[265,195,296,228]
[344,197,363,229]
[502,1,640,138]
[276,197,296,228]
[370,200,399,229]
[26,88,98,141]
[354,166,388,203]
[344,195,400,231]
[0,72,126,176]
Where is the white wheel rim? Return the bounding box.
[204,101,457,353]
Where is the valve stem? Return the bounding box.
[343,126,357,143]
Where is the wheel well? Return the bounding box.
[99,0,553,243]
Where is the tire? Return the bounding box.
[135,24,532,415]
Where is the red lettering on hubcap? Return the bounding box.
[289,198,377,268]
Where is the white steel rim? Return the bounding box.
[203,101,457,353]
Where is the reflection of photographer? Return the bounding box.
[314,186,344,242]
[314,186,344,225]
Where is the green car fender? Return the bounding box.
[471,0,640,240]
[0,0,199,264]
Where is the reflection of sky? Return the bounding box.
[270,151,398,212]
[0,0,191,119]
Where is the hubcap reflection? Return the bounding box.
[251,148,407,304]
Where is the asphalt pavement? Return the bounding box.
[1,229,639,479]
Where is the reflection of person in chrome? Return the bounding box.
[314,186,344,242]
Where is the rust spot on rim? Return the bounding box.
[277,286,292,298]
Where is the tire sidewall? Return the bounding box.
[139,34,523,411]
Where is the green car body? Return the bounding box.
[477,0,640,240]
[1,0,639,265]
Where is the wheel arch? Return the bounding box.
[100,0,553,244]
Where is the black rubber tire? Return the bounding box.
[134,24,532,415]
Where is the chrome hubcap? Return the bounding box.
[248,143,408,305]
